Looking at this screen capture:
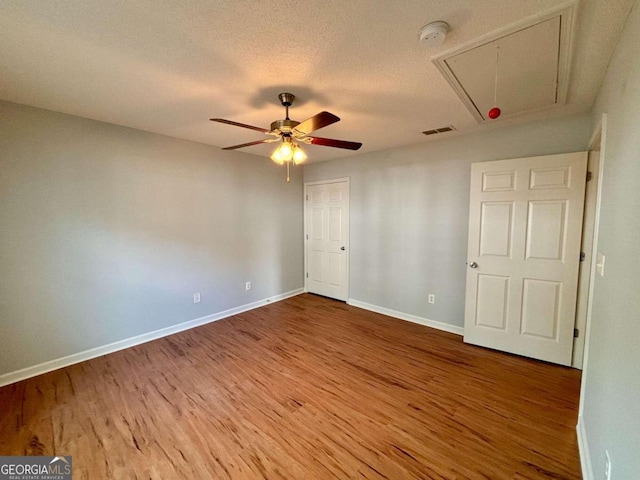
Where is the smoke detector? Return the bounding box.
[419,21,449,48]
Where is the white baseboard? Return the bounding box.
[347,299,465,336]
[0,288,304,388]
[577,415,593,480]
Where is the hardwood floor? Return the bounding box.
[0,294,582,479]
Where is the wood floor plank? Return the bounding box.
[0,294,582,479]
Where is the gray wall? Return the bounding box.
[581,1,640,478]
[304,114,592,328]
[0,101,303,376]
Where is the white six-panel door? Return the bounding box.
[464,152,587,366]
[305,180,349,301]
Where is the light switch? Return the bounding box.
[596,252,605,277]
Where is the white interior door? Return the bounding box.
[464,152,587,366]
[305,180,349,301]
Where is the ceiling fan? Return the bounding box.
[210,93,362,181]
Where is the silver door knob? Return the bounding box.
[468,261,478,268]
[340,246,346,251]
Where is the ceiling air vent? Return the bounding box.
[423,125,456,136]
[431,3,576,123]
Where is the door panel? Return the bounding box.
[305,180,349,301]
[482,171,516,192]
[328,253,342,286]
[479,202,514,257]
[525,200,567,260]
[529,166,571,189]
[464,152,587,366]
[475,274,510,330]
[309,251,323,282]
[329,207,342,240]
[311,209,324,241]
[521,279,561,338]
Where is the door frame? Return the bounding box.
[303,177,351,298]
[576,114,607,480]
[576,114,607,377]
[571,122,604,369]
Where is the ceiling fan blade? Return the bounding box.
[210,118,270,133]
[294,111,340,135]
[222,139,271,150]
[307,136,362,150]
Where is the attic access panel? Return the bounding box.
[432,5,576,123]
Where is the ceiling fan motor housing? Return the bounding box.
[278,92,295,107]
[271,118,300,134]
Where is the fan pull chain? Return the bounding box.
[494,45,500,106]
[488,45,502,119]
[286,161,290,183]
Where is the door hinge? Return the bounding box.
[306,272,308,278]
[586,171,593,182]
[580,252,586,262]
[306,234,308,240]
[574,328,579,338]
[306,194,308,201]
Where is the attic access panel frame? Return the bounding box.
[432,3,577,123]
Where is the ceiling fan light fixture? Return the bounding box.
[270,148,285,165]
[279,140,293,160]
[292,145,307,165]
[271,138,295,164]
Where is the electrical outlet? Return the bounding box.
[428,294,436,304]
[605,450,611,480]
[245,281,251,291]
[193,293,201,304]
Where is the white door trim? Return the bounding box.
[576,113,607,480]
[578,114,607,406]
[303,177,350,298]
[571,146,601,369]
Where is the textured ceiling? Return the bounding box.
[0,0,634,162]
